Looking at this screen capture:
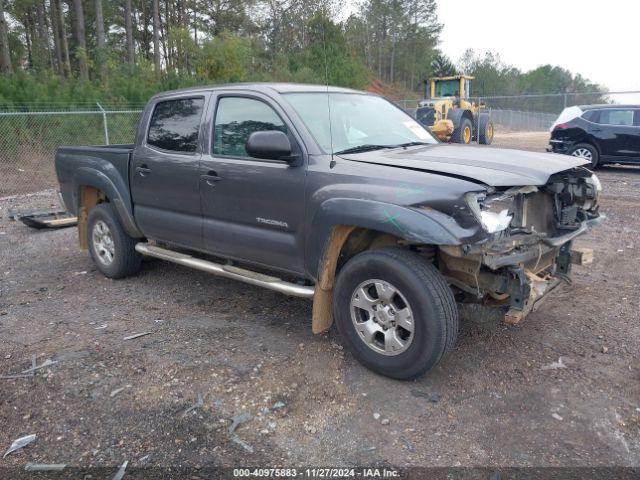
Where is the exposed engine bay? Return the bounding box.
[438,167,602,324]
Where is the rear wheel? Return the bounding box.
[87,203,142,279]
[333,248,458,380]
[452,118,473,144]
[569,143,599,169]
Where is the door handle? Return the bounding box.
[201,171,222,186]
[136,165,151,177]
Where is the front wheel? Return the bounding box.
[478,115,494,145]
[333,248,458,380]
[452,118,473,144]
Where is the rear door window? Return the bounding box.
[634,110,640,127]
[213,97,288,157]
[596,109,634,126]
[147,98,205,153]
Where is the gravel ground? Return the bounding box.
[1,132,639,474]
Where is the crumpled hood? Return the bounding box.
[339,144,588,187]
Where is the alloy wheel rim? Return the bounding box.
[92,220,115,266]
[350,279,415,356]
[571,148,593,161]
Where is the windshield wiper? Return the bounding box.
[391,141,431,148]
[334,144,395,155]
[335,142,431,155]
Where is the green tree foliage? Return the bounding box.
[430,50,456,76]
[0,0,607,108]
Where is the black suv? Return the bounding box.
[548,104,640,168]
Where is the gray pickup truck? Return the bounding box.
[55,83,602,379]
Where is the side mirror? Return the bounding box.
[246,130,292,161]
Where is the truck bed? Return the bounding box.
[55,144,135,216]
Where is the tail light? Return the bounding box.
[554,123,569,130]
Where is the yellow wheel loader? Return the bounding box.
[416,75,494,145]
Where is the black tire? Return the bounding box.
[87,203,142,279]
[333,248,458,380]
[568,143,599,169]
[478,115,494,145]
[452,117,473,144]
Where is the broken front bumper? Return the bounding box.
[440,216,602,324]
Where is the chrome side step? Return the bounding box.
[135,243,315,298]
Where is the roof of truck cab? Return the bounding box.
[150,83,365,100]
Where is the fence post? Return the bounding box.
[563,94,568,109]
[97,102,110,145]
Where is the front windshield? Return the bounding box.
[283,92,437,154]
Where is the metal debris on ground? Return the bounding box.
[231,435,254,453]
[123,332,152,341]
[22,358,57,374]
[111,460,128,480]
[271,401,285,410]
[110,387,127,398]
[25,463,67,472]
[228,413,253,434]
[410,389,442,403]
[541,357,568,370]
[181,393,204,418]
[3,434,37,458]
[552,413,563,421]
[1,357,57,380]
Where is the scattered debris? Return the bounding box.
[25,463,67,472]
[552,413,563,421]
[94,324,108,330]
[139,454,151,463]
[304,424,317,435]
[541,357,568,370]
[271,401,285,410]
[123,332,152,341]
[602,346,609,354]
[380,418,390,425]
[110,387,127,398]
[181,393,204,418]
[8,208,77,229]
[111,460,129,480]
[1,357,57,380]
[231,436,254,453]
[3,434,37,458]
[373,412,381,421]
[228,413,253,434]
[410,389,441,403]
[22,358,57,375]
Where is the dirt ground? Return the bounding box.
[1,132,639,475]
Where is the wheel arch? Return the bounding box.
[310,221,445,335]
[73,167,143,248]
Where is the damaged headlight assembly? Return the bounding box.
[465,191,514,234]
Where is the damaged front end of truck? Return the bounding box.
[438,167,603,324]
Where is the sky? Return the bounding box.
[343,0,640,100]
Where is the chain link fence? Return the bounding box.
[400,90,640,132]
[2,91,640,200]
[0,107,142,198]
